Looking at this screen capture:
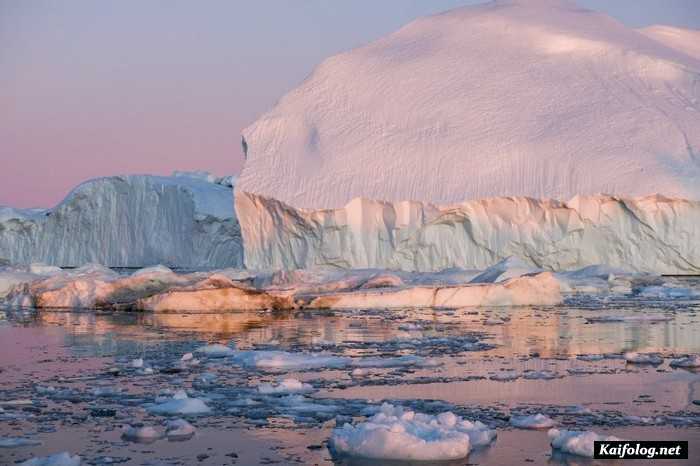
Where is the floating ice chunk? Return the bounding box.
[350,368,370,377]
[147,392,211,415]
[548,428,621,457]
[490,372,520,381]
[90,386,122,397]
[669,355,700,368]
[351,355,440,368]
[329,403,495,461]
[0,437,42,448]
[484,317,505,325]
[510,414,555,429]
[19,452,81,466]
[637,286,700,299]
[577,354,605,361]
[624,352,663,364]
[232,350,350,370]
[165,419,196,440]
[195,344,236,358]
[181,352,194,362]
[121,425,161,443]
[130,358,144,368]
[522,371,558,380]
[585,315,672,323]
[257,378,314,394]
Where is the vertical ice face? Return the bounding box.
[0,174,242,268]
[236,0,700,209]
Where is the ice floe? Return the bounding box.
[0,437,42,448]
[329,403,495,461]
[510,413,555,429]
[669,355,700,368]
[195,343,236,358]
[165,419,196,440]
[147,391,211,415]
[121,425,161,443]
[548,428,621,457]
[624,352,664,364]
[257,378,314,394]
[19,452,81,466]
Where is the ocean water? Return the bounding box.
[1,296,699,465]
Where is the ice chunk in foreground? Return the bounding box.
[510,414,555,429]
[329,403,495,461]
[548,428,621,458]
[257,378,314,394]
[20,452,81,466]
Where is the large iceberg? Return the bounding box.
[0,173,242,268]
[237,192,700,274]
[237,0,700,210]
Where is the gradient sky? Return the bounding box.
[2,0,699,208]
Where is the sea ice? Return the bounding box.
[548,428,621,457]
[624,352,664,364]
[669,355,700,368]
[232,350,350,370]
[510,414,555,429]
[147,392,211,415]
[329,403,495,461]
[121,425,161,442]
[0,437,42,448]
[195,343,236,358]
[165,419,196,440]
[257,378,314,394]
[19,452,81,466]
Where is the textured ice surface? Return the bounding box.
[237,192,700,274]
[147,392,211,415]
[0,174,241,268]
[548,428,621,457]
[257,378,314,394]
[237,0,700,211]
[329,403,495,461]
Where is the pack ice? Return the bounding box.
[0,172,241,268]
[237,0,700,210]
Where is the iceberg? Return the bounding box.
[237,192,700,274]
[548,428,621,458]
[237,0,700,211]
[0,173,241,268]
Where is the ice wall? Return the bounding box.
[236,191,700,274]
[0,175,242,268]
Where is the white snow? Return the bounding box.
[329,403,495,461]
[237,0,700,212]
[19,452,81,466]
[0,174,241,268]
[548,428,621,458]
[624,352,664,364]
[257,378,314,394]
[510,413,555,429]
[237,192,700,274]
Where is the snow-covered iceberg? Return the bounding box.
[0,173,241,268]
[237,192,700,274]
[237,0,700,210]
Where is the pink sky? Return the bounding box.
[2,0,698,208]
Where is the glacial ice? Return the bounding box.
[237,0,700,212]
[0,173,242,268]
[165,419,196,440]
[548,428,621,458]
[624,352,664,365]
[329,403,495,461]
[257,378,314,394]
[237,192,700,274]
[147,392,211,415]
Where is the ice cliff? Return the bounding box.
[237,192,700,274]
[237,0,700,208]
[0,173,242,268]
